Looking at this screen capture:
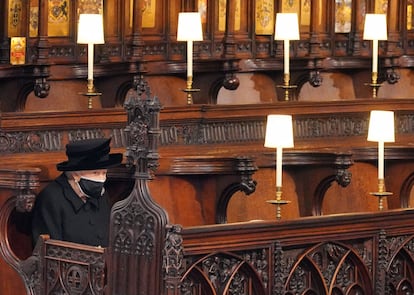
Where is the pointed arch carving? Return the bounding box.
[181,251,267,295]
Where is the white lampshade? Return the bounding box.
[367,110,395,142]
[363,14,387,40]
[77,14,105,44]
[264,115,294,148]
[274,13,300,41]
[177,12,203,41]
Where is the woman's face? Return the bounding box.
[74,169,108,182]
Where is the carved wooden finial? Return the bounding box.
[124,75,162,179]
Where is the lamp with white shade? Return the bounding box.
[363,13,387,98]
[367,110,395,210]
[77,13,105,109]
[275,13,300,101]
[177,12,203,105]
[264,114,294,219]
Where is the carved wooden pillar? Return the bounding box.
[0,167,41,295]
[181,0,196,11]
[222,0,240,90]
[352,0,366,55]
[107,76,171,295]
[0,1,8,63]
[32,0,50,98]
[223,0,236,59]
[127,0,146,78]
[35,0,49,64]
[130,0,144,62]
[309,0,327,57]
[386,0,403,56]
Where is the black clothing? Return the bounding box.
[32,173,110,247]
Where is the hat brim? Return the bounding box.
[56,153,123,171]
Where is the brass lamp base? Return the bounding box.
[79,79,102,109]
[267,186,290,220]
[369,179,392,211]
[364,72,381,98]
[364,82,382,98]
[182,88,200,105]
[181,76,200,105]
[276,73,297,101]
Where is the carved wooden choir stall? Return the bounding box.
[3,0,414,294]
[1,89,414,294]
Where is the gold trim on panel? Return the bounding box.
[78,0,103,14]
[301,0,311,26]
[235,0,241,31]
[255,0,274,35]
[198,0,207,24]
[29,0,39,37]
[282,0,300,13]
[219,0,226,32]
[8,0,23,37]
[10,37,26,65]
[335,0,352,33]
[375,0,388,14]
[142,0,156,28]
[48,0,70,37]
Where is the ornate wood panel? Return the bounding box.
[179,209,414,295]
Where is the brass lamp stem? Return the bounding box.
[370,178,392,211]
[80,79,102,109]
[182,75,200,105]
[267,186,290,220]
[366,71,381,99]
[276,73,297,101]
[186,76,193,105]
[283,73,290,101]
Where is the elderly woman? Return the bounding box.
[32,138,122,247]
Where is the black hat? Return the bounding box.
[57,138,123,171]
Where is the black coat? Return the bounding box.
[32,173,110,247]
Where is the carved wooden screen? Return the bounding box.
[181,250,267,295]
[382,233,414,293]
[281,241,372,294]
[42,240,106,294]
[179,211,414,295]
[180,241,373,295]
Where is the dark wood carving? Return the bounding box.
[107,75,168,295]
[180,209,414,295]
[0,168,40,294]
[20,236,106,295]
[0,167,41,212]
[3,100,414,294]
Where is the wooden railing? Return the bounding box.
[179,208,414,294]
[9,207,414,294]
